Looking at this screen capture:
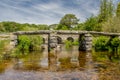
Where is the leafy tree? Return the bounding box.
[102,17,120,33]
[98,0,114,23]
[73,23,84,30]
[83,16,101,31]
[60,14,79,30]
[107,0,114,18]
[116,2,120,17]
[56,24,68,30]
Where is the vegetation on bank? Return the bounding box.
[0,39,11,60]
[17,35,43,53]
[93,36,120,61]
[65,40,79,49]
[0,40,10,53]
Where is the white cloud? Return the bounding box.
[0,0,119,24]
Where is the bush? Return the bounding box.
[110,37,120,47]
[17,35,43,54]
[17,36,31,53]
[93,36,109,51]
[72,39,79,45]
[65,40,73,49]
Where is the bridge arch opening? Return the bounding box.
[57,36,62,44]
[67,37,74,42]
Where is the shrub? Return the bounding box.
[17,35,43,54]
[93,36,109,51]
[110,37,120,47]
[65,40,73,49]
[17,35,31,53]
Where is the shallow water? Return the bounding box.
[0,45,119,80]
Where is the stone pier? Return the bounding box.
[48,32,58,53]
[48,32,58,71]
[79,33,92,51]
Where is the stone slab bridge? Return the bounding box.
[10,30,120,52]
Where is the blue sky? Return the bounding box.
[0,0,120,24]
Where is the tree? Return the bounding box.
[60,14,79,29]
[56,24,68,30]
[107,0,114,18]
[102,17,120,33]
[49,24,58,30]
[73,23,84,30]
[83,16,101,31]
[98,0,114,22]
[116,2,120,17]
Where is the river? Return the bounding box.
[0,45,119,80]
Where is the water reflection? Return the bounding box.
[0,60,12,74]
[48,52,58,71]
[0,62,6,74]
[0,45,120,80]
[78,52,86,68]
[0,45,93,73]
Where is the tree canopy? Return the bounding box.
[59,14,79,29]
[116,2,120,17]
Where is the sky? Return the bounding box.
[0,0,120,25]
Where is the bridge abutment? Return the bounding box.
[79,33,92,51]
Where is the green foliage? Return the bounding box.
[102,1,120,33]
[37,24,49,30]
[17,36,31,53]
[73,23,84,30]
[72,39,79,45]
[93,36,120,61]
[116,2,120,17]
[0,22,21,32]
[65,40,73,49]
[56,24,69,30]
[65,40,78,49]
[21,26,38,31]
[83,16,102,31]
[98,0,114,23]
[93,36,120,59]
[0,21,49,33]
[93,36,109,51]
[83,16,96,31]
[0,40,10,54]
[17,35,43,54]
[102,17,120,33]
[110,37,120,47]
[60,14,79,30]
[29,36,43,50]
[92,51,109,61]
